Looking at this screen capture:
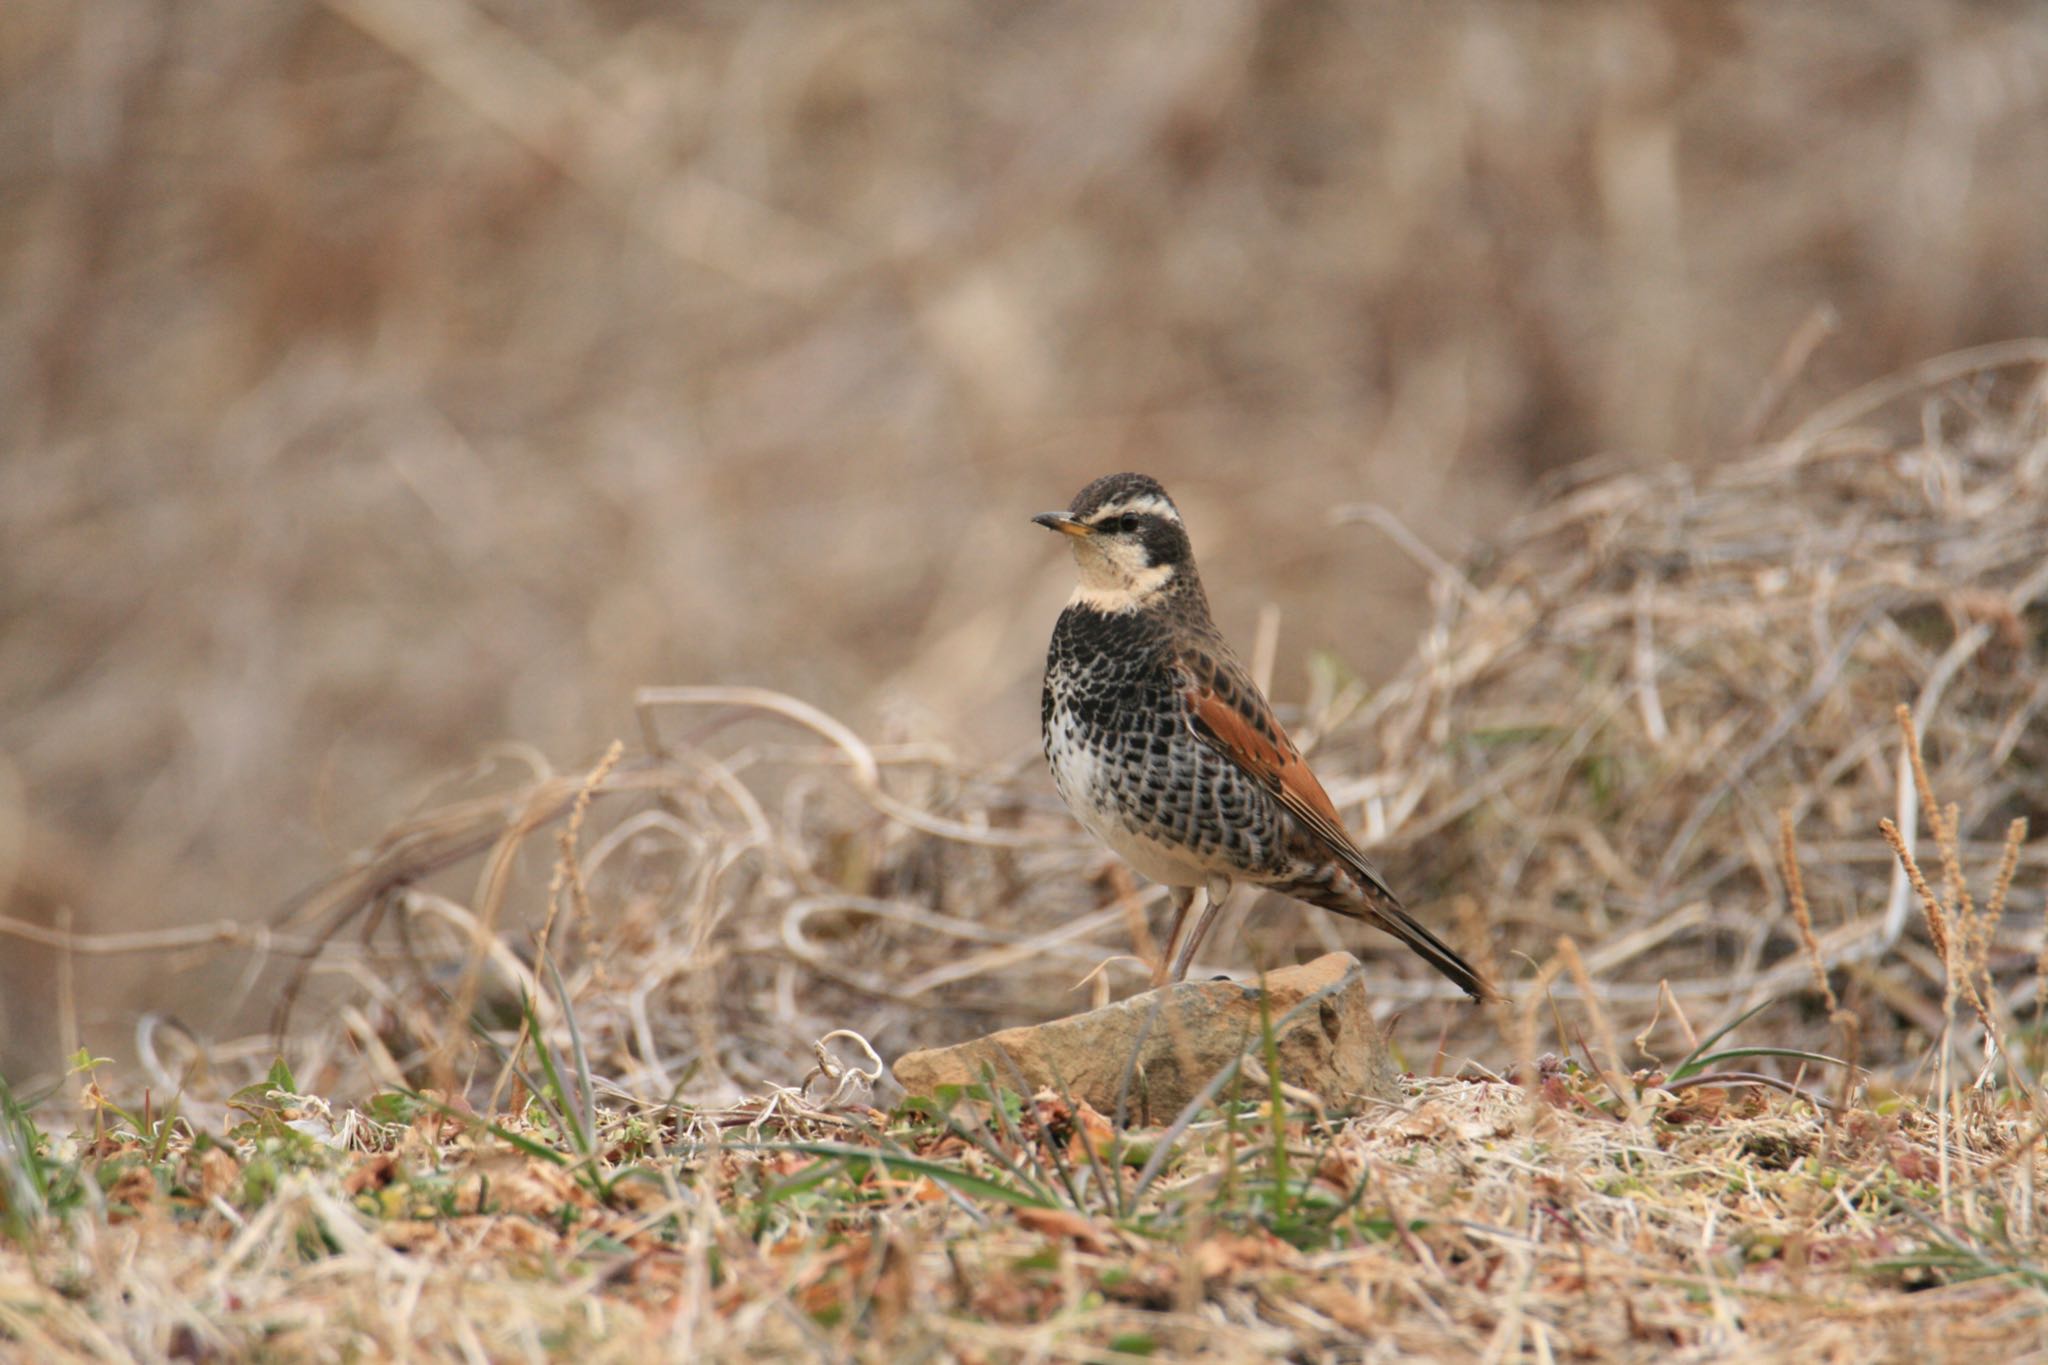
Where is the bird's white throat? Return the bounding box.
[1067,541,1175,613]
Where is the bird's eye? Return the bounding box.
[1113,514,1141,533]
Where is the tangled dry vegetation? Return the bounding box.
[2,350,2045,1359]
[225,342,2045,1105]
[13,1,2048,1078]
[6,1050,2047,1360]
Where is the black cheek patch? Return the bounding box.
[1142,520,1191,568]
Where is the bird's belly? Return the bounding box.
[1085,804,1210,888]
[1045,711,1211,888]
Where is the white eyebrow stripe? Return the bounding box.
[1089,494,1181,524]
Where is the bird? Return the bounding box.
[1035,472,1492,1000]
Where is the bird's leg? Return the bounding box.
[1154,885,1199,988]
[1166,881,1231,983]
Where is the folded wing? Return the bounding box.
[1178,650,1495,1002]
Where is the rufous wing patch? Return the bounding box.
[1179,653,1403,909]
[1182,672,1345,832]
[1176,650,1492,1000]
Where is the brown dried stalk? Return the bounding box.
[1980,818,2028,965]
[1878,818,1950,970]
[1895,705,1975,933]
[1779,810,1839,1014]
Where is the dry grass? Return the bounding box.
[1325,342,2048,1065]
[3,347,2044,1106]
[192,343,2041,1108]
[4,1027,2046,1358]
[11,1,2048,1077]
[0,351,2044,1358]
[6,4,2048,1353]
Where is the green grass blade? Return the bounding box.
[1673,1046,1851,1078]
[520,990,589,1156]
[1258,976,1290,1224]
[758,1141,1056,1210]
[398,1088,570,1167]
[545,959,598,1154]
[761,1157,848,1206]
[1668,1001,1776,1082]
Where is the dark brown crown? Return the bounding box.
[1067,472,1177,519]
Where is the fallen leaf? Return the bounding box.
[1014,1206,1109,1254]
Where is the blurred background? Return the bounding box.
[5,0,2048,1080]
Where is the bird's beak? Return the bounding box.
[1033,511,1092,538]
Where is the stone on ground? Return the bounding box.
[891,952,1397,1122]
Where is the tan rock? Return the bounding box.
[891,952,1397,1122]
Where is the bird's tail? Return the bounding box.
[1293,851,1501,1002]
[1364,899,1499,1003]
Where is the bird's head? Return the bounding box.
[1033,472,1198,612]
